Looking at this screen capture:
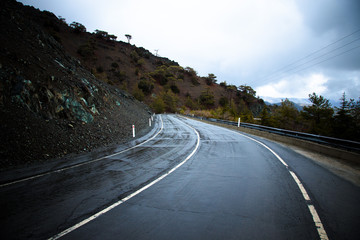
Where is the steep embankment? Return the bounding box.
[0,0,152,169]
[24,2,264,116]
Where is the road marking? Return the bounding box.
[48,116,200,240]
[0,116,164,188]
[233,131,330,240]
[308,205,329,240]
[289,170,311,201]
[186,116,330,239]
[239,133,289,167]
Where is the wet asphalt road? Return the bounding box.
[1,114,360,239]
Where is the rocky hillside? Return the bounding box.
[0,0,152,169]
[0,0,265,169]
[15,0,264,117]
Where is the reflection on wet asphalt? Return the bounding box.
[1,114,360,240]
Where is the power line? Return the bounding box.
[291,44,360,75]
[258,27,360,83]
[266,37,360,81]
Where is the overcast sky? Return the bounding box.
[19,0,360,104]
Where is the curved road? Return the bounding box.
[1,114,359,239]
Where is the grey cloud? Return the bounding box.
[296,0,360,35]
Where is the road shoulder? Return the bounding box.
[186,116,360,187]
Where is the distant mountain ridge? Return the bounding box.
[262,96,341,108]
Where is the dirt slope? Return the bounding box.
[0,0,152,169]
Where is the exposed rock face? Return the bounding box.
[0,0,152,169]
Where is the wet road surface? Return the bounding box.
[1,114,360,239]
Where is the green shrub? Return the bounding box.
[199,89,215,109]
[111,62,119,68]
[133,87,144,101]
[77,43,94,58]
[114,71,127,82]
[138,79,154,95]
[170,84,180,94]
[96,66,104,73]
[152,96,165,113]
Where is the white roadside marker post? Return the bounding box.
[238,117,241,127]
[149,118,151,127]
[132,125,135,137]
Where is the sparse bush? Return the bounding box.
[130,50,140,62]
[138,78,154,95]
[219,96,228,107]
[184,67,197,77]
[137,59,145,67]
[162,90,178,112]
[111,62,119,68]
[136,47,151,59]
[170,84,180,94]
[150,67,168,85]
[152,96,165,113]
[199,89,215,109]
[190,77,200,86]
[133,87,144,101]
[113,71,127,82]
[185,96,197,109]
[96,66,104,73]
[135,68,140,76]
[77,43,94,58]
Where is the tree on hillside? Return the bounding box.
[219,81,227,88]
[241,109,254,123]
[350,97,360,124]
[205,73,217,85]
[301,93,333,135]
[274,99,300,130]
[94,29,109,39]
[226,85,237,101]
[333,92,355,139]
[260,106,275,127]
[199,89,215,109]
[219,96,229,108]
[238,85,256,97]
[70,22,86,33]
[162,90,178,112]
[108,34,117,41]
[350,97,360,141]
[152,95,165,113]
[125,34,132,44]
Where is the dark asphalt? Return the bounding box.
[1,114,360,239]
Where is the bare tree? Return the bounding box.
[125,34,132,44]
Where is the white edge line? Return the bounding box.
[0,116,164,188]
[48,116,200,240]
[219,126,329,240]
[238,133,288,167]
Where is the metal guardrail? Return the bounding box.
[185,114,360,153]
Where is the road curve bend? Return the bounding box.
[1,114,359,240]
